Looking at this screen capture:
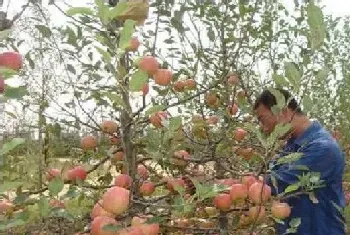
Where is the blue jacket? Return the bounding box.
[265,120,346,235]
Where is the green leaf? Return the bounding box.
[119,20,136,50]
[95,47,112,63]
[306,2,326,50]
[289,217,301,228]
[35,25,52,38]
[284,62,301,90]
[303,96,313,112]
[104,93,126,108]
[129,70,148,91]
[95,0,110,25]
[272,74,288,86]
[4,86,28,99]
[109,2,128,19]
[0,181,24,193]
[277,152,303,165]
[169,116,182,131]
[284,183,300,194]
[102,224,122,232]
[48,177,64,196]
[66,64,76,75]
[1,138,25,155]
[145,105,166,116]
[66,7,94,16]
[267,88,286,111]
[0,67,17,79]
[316,67,330,81]
[38,197,50,217]
[146,216,166,224]
[0,29,12,41]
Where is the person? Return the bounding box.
[253,88,346,235]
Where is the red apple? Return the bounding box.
[102,186,130,215]
[233,128,248,141]
[230,184,248,202]
[80,136,98,151]
[46,168,61,181]
[271,202,291,219]
[140,181,155,196]
[248,181,272,204]
[213,193,231,212]
[67,166,87,182]
[101,120,118,134]
[137,164,149,180]
[91,216,118,235]
[166,178,185,193]
[91,200,114,219]
[126,37,140,52]
[0,51,23,71]
[114,174,133,189]
[139,56,159,76]
[0,199,14,214]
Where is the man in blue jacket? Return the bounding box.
[253,89,346,234]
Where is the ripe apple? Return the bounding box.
[227,103,239,116]
[142,83,149,96]
[114,151,124,161]
[173,80,185,92]
[126,37,140,52]
[0,199,14,214]
[216,178,240,187]
[154,68,172,86]
[242,175,257,189]
[149,111,168,128]
[114,174,133,189]
[227,74,239,85]
[101,120,118,134]
[206,115,219,125]
[230,184,248,202]
[102,186,130,215]
[206,93,219,107]
[236,147,254,160]
[67,166,87,182]
[91,216,118,235]
[137,164,149,179]
[248,181,272,204]
[91,200,114,219]
[109,136,121,145]
[248,206,266,222]
[80,136,98,151]
[140,181,155,196]
[271,202,291,219]
[184,79,196,90]
[138,223,160,235]
[213,193,231,212]
[0,78,4,93]
[233,128,248,141]
[0,51,23,71]
[46,168,61,181]
[172,150,190,166]
[138,56,159,76]
[166,178,185,193]
[118,226,144,235]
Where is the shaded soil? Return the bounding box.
[1,217,89,235]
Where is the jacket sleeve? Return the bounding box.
[265,140,339,196]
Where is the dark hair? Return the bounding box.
[253,88,302,114]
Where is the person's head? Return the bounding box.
[253,88,303,134]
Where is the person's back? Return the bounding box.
[267,121,346,234]
[253,88,346,235]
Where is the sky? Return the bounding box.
[1,0,350,136]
